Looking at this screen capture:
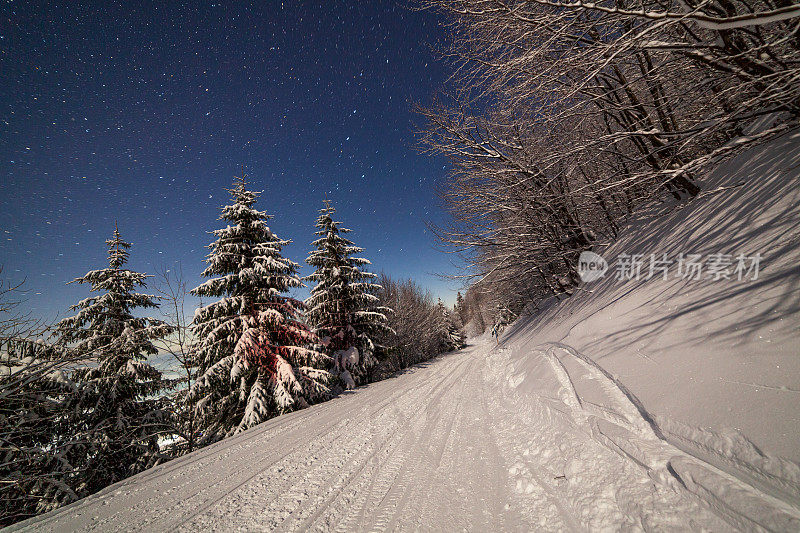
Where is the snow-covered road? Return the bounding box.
[12,340,800,532]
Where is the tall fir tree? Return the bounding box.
[188,172,329,443]
[54,225,173,497]
[440,301,466,351]
[305,199,391,388]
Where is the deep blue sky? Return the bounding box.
[0,1,460,321]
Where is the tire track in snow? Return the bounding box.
[337,355,478,531]
[17,338,784,532]
[363,355,472,532]
[332,421,411,533]
[539,342,800,531]
[16,353,464,533]
[175,347,475,531]
[278,354,474,532]
[311,348,482,532]
[379,356,471,531]
[432,348,528,532]
[485,342,729,531]
[25,390,378,532]
[480,346,578,532]
[173,355,468,531]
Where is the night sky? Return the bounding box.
[1,1,458,321]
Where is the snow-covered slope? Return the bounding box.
[491,128,800,528]
[9,131,800,531]
[503,129,800,455]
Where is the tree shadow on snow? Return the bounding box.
[507,129,800,361]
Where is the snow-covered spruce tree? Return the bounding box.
[430,299,465,353]
[304,199,391,389]
[439,300,466,351]
[454,291,466,325]
[188,173,330,444]
[54,225,173,497]
[432,299,453,353]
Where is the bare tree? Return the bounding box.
[153,265,199,455]
[372,274,452,377]
[417,0,800,306]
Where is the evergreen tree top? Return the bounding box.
[56,225,171,366]
[107,222,131,269]
[213,171,274,230]
[307,200,371,269]
[212,172,274,231]
[194,172,300,293]
[64,225,152,297]
[312,198,352,234]
[226,172,259,208]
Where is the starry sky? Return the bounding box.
[1,1,459,321]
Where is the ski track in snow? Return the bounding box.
[11,340,800,532]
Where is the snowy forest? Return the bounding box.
[2,0,800,529]
[0,175,467,525]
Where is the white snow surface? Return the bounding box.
[11,338,799,531]
[10,131,800,531]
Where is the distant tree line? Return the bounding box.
[418,0,800,326]
[0,173,466,527]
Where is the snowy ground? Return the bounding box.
[11,131,800,531]
[10,337,799,531]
